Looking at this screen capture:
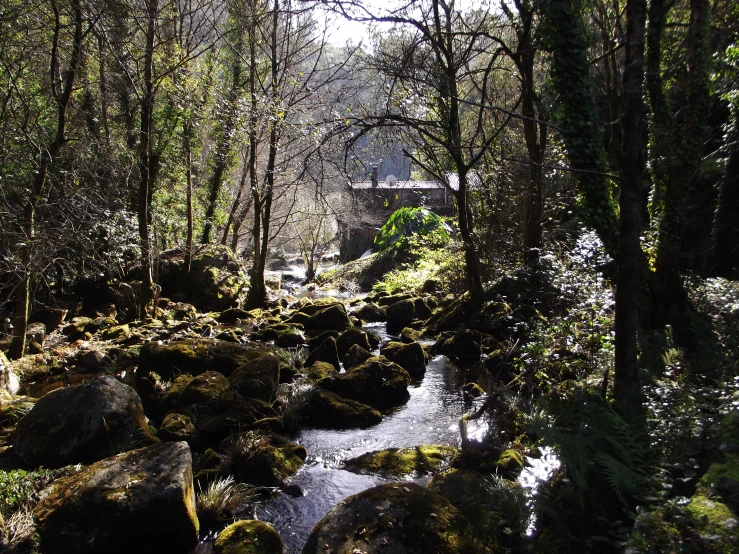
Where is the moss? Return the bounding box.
[700,453,739,487]
[159,412,197,443]
[275,327,305,348]
[214,520,283,554]
[343,445,458,477]
[179,371,230,406]
[228,354,280,401]
[221,432,306,486]
[306,361,337,383]
[101,324,131,340]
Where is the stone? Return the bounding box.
[101,324,131,340]
[275,327,305,348]
[303,483,480,554]
[343,344,373,370]
[13,375,158,468]
[29,308,67,333]
[302,389,382,429]
[220,432,306,486]
[79,349,106,369]
[228,354,280,401]
[400,327,422,343]
[380,341,427,379]
[438,330,482,361]
[179,370,230,406]
[306,361,338,383]
[305,304,351,331]
[305,337,340,372]
[344,445,458,477]
[160,374,194,412]
[159,412,198,443]
[385,298,418,331]
[353,303,386,322]
[217,308,252,324]
[213,520,283,554]
[307,330,339,350]
[34,441,198,554]
[336,328,372,358]
[0,351,20,394]
[320,356,410,410]
[138,339,272,382]
[183,246,249,312]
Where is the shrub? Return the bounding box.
[374,207,451,252]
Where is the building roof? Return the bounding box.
[347,172,480,192]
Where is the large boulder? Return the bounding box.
[138,339,272,382]
[214,520,283,554]
[305,304,352,331]
[303,483,480,554]
[353,303,386,323]
[302,389,382,429]
[343,344,373,370]
[33,441,198,554]
[228,354,281,401]
[13,375,158,468]
[178,371,230,406]
[436,330,482,361]
[183,246,248,312]
[336,328,372,358]
[305,337,340,371]
[379,341,427,379]
[321,356,410,410]
[344,445,458,478]
[385,298,430,331]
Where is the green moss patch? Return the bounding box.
[343,445,458,477]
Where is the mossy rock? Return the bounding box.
[428,469,526,550]
[138,339,272,382]
[275,327,305,348]
[220,432,306,487]
[217,308,253,324]
[343,445,458,478]
[400,327,422,343]
[436,330,482,361]
[462,382,484,398]
[303,482,481,554]
[284,311,311,326]
[302,389,382,429]
[306,361,338,383]
[183,245,248,312]
[336,328,372,358]
[159,412,198,444]
[343,344,373,370]
[377,292,415,306]
[213,520,283,554]
[321,356,410,410]
[305,337,340,372]
[379,341,426,379]
[33,441,198,554]
[101,324,131,340]
[215,329,242,343]
[160,374,194,413]
[179,371,230,406]
[354,303,386,323]
[305,304,351,331]
[228,354,280,401]
[385,298,418,331]
[307,330,339,350]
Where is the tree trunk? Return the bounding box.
[710,110,739,276]
[184,118,194,274]
[614,0,646,417]
[10,0,83,358]
[138,0,158,317]
[221,162,249,246]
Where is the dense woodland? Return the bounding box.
[0,0,738,552]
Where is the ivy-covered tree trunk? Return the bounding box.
[648,0,711,323]
[538,0,618,255]
[614,0,647,416]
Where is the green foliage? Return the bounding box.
[195,476,255,522]
[373,207,451,252]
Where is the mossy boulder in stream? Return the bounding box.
[354,303,386,323]
[302,389,382,429]
[220,431,306,486]
[214,520,283,554]
[303,482,481,554]
[379,341,427,379]
[343,344,373,370]
[138,339,272,382]
[13,375,158,468]
[33,441,198,554]
[321,356,411,410]
[158,412,198,444]
[181,245,248,312]
[306,361,338,383]
[336,328,372,358]
[305,304,352,331]
[305,337,340,371]
[228,354,281,401]
[343,445,458,478]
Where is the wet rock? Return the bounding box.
[159,412,198,444]
[101,324,131,340]
[26,322,46,348]
[385,298,417,330]
[213,520,282,554]
[172,302,198,321]
[307,330,339,350]
[321,356,410,410]
[306,361,338,383]
[302,389,382,429]
[220,431,306,487]
[228,354,281,401]
[344,445,458,478]
[303,483,480,554]
[34,441,198,554]
[79,349,106,369]
[305,337,340,371]
[217,308,252,324]
[305,304,351,331]
[400,327,422,343]
[275,327,306,348]
[336,328,372,358]
[436,330,482,361]
[354,303,386,322]
[377,292,414,306]
[215,329,242,343]
[179,371,230,406]
[138,339,272,382]
[380,341,427,379]
[160,374,194,412]
[13,375,158,468]
[343,344,373,370]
